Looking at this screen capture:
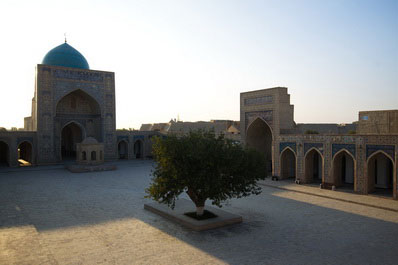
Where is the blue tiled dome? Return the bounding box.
[42,42,89,69]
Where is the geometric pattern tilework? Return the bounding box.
[117,135,129,143]
[280,142,297,154]
[332,144,356,158]
[366,145,395,161]
[52,68,104,82]
[17,137,34,145]
[304,143,324,155]
[133,135,145,140]
[244,96,273,106]
[245,111,273,131]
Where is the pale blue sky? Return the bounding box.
[0,0,397,129]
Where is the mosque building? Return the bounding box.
[0,42,397,200]
[0,41,159,168]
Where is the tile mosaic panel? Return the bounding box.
[280,142,297,154]
[332,144,356,158]
[245,111,273,131]
[117,136,129,143]
[366,145,395,161]
[304,143,324,155]
[244,96,273,106]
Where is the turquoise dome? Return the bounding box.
[42,42,89,69]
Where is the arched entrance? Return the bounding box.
[118,140,128,159]
[367,152,394,197]
[61,122,83,160]
[18,141,33,166]
[332,150,355,189]
[304,149,323,183]
[280,148,296,179]
[246,118,273,176]
[0,141,9,167]
[134,140,143,159]
[56,89,101,161]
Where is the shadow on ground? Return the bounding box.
[1,160,398,265]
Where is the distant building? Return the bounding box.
[140,120,241,141]
[241,87,397,199]
[0,41,159,167]
[357,110,398,134]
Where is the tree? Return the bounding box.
[146,130,268,216]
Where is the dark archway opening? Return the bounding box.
[61,122,83,160]
[280,148,296,179]
[333,151,354,189]
[305,149,323,183]
[118,141,128,159]
[246,118,273,176]
[18,141,33,166]
[91,151,96,161]
[0,141,9,167]
[56,89,101,144]
[134,140,143,159]
[367,152,394,197]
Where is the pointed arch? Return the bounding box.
[332,149,356,189]
[61,121,85,160]
[61,120,86,139]
[246,117,273,176]
[367,150,394,197]
[304,147,324,183]
[367,150,394,165]
[118,140,129,159]
[134,139,143,159]
[304,147,324,159]
[246,117,274,139]
[17,141,33,166]
[333,148,356,162]
[56,89,101,116]
[279,147,297,179]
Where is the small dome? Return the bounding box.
[81,137,98,145]
[42,42,89,69]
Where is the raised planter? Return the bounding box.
[66,164,117,173]
[144,198,242,231]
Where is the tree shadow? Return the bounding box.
[1,161,398,265]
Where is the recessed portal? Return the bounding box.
[305,149,323,183]
[134,140,143,159]
[0,141,9,167]
[280,148,296,179]
[61,122,83,160]
[118,141,128,159]
[367,152,394,197]
[332,151,355,188]
[246,118,273,176]
[18,141,33,166]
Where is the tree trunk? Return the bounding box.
[196,206,204,216]
[187,188,206,216]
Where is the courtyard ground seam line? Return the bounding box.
[259,183,398,213]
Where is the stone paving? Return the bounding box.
[259,178,398,212]
[1,160,398,265]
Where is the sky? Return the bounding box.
[0,0,397,130]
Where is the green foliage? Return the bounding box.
[305,130,319,134]
[145,130,267,209]
[348,130,356,135]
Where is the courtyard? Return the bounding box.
[1,160,397,265]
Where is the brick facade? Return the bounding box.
[241,87,398,200]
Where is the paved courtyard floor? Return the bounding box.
[1,160,397,265]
